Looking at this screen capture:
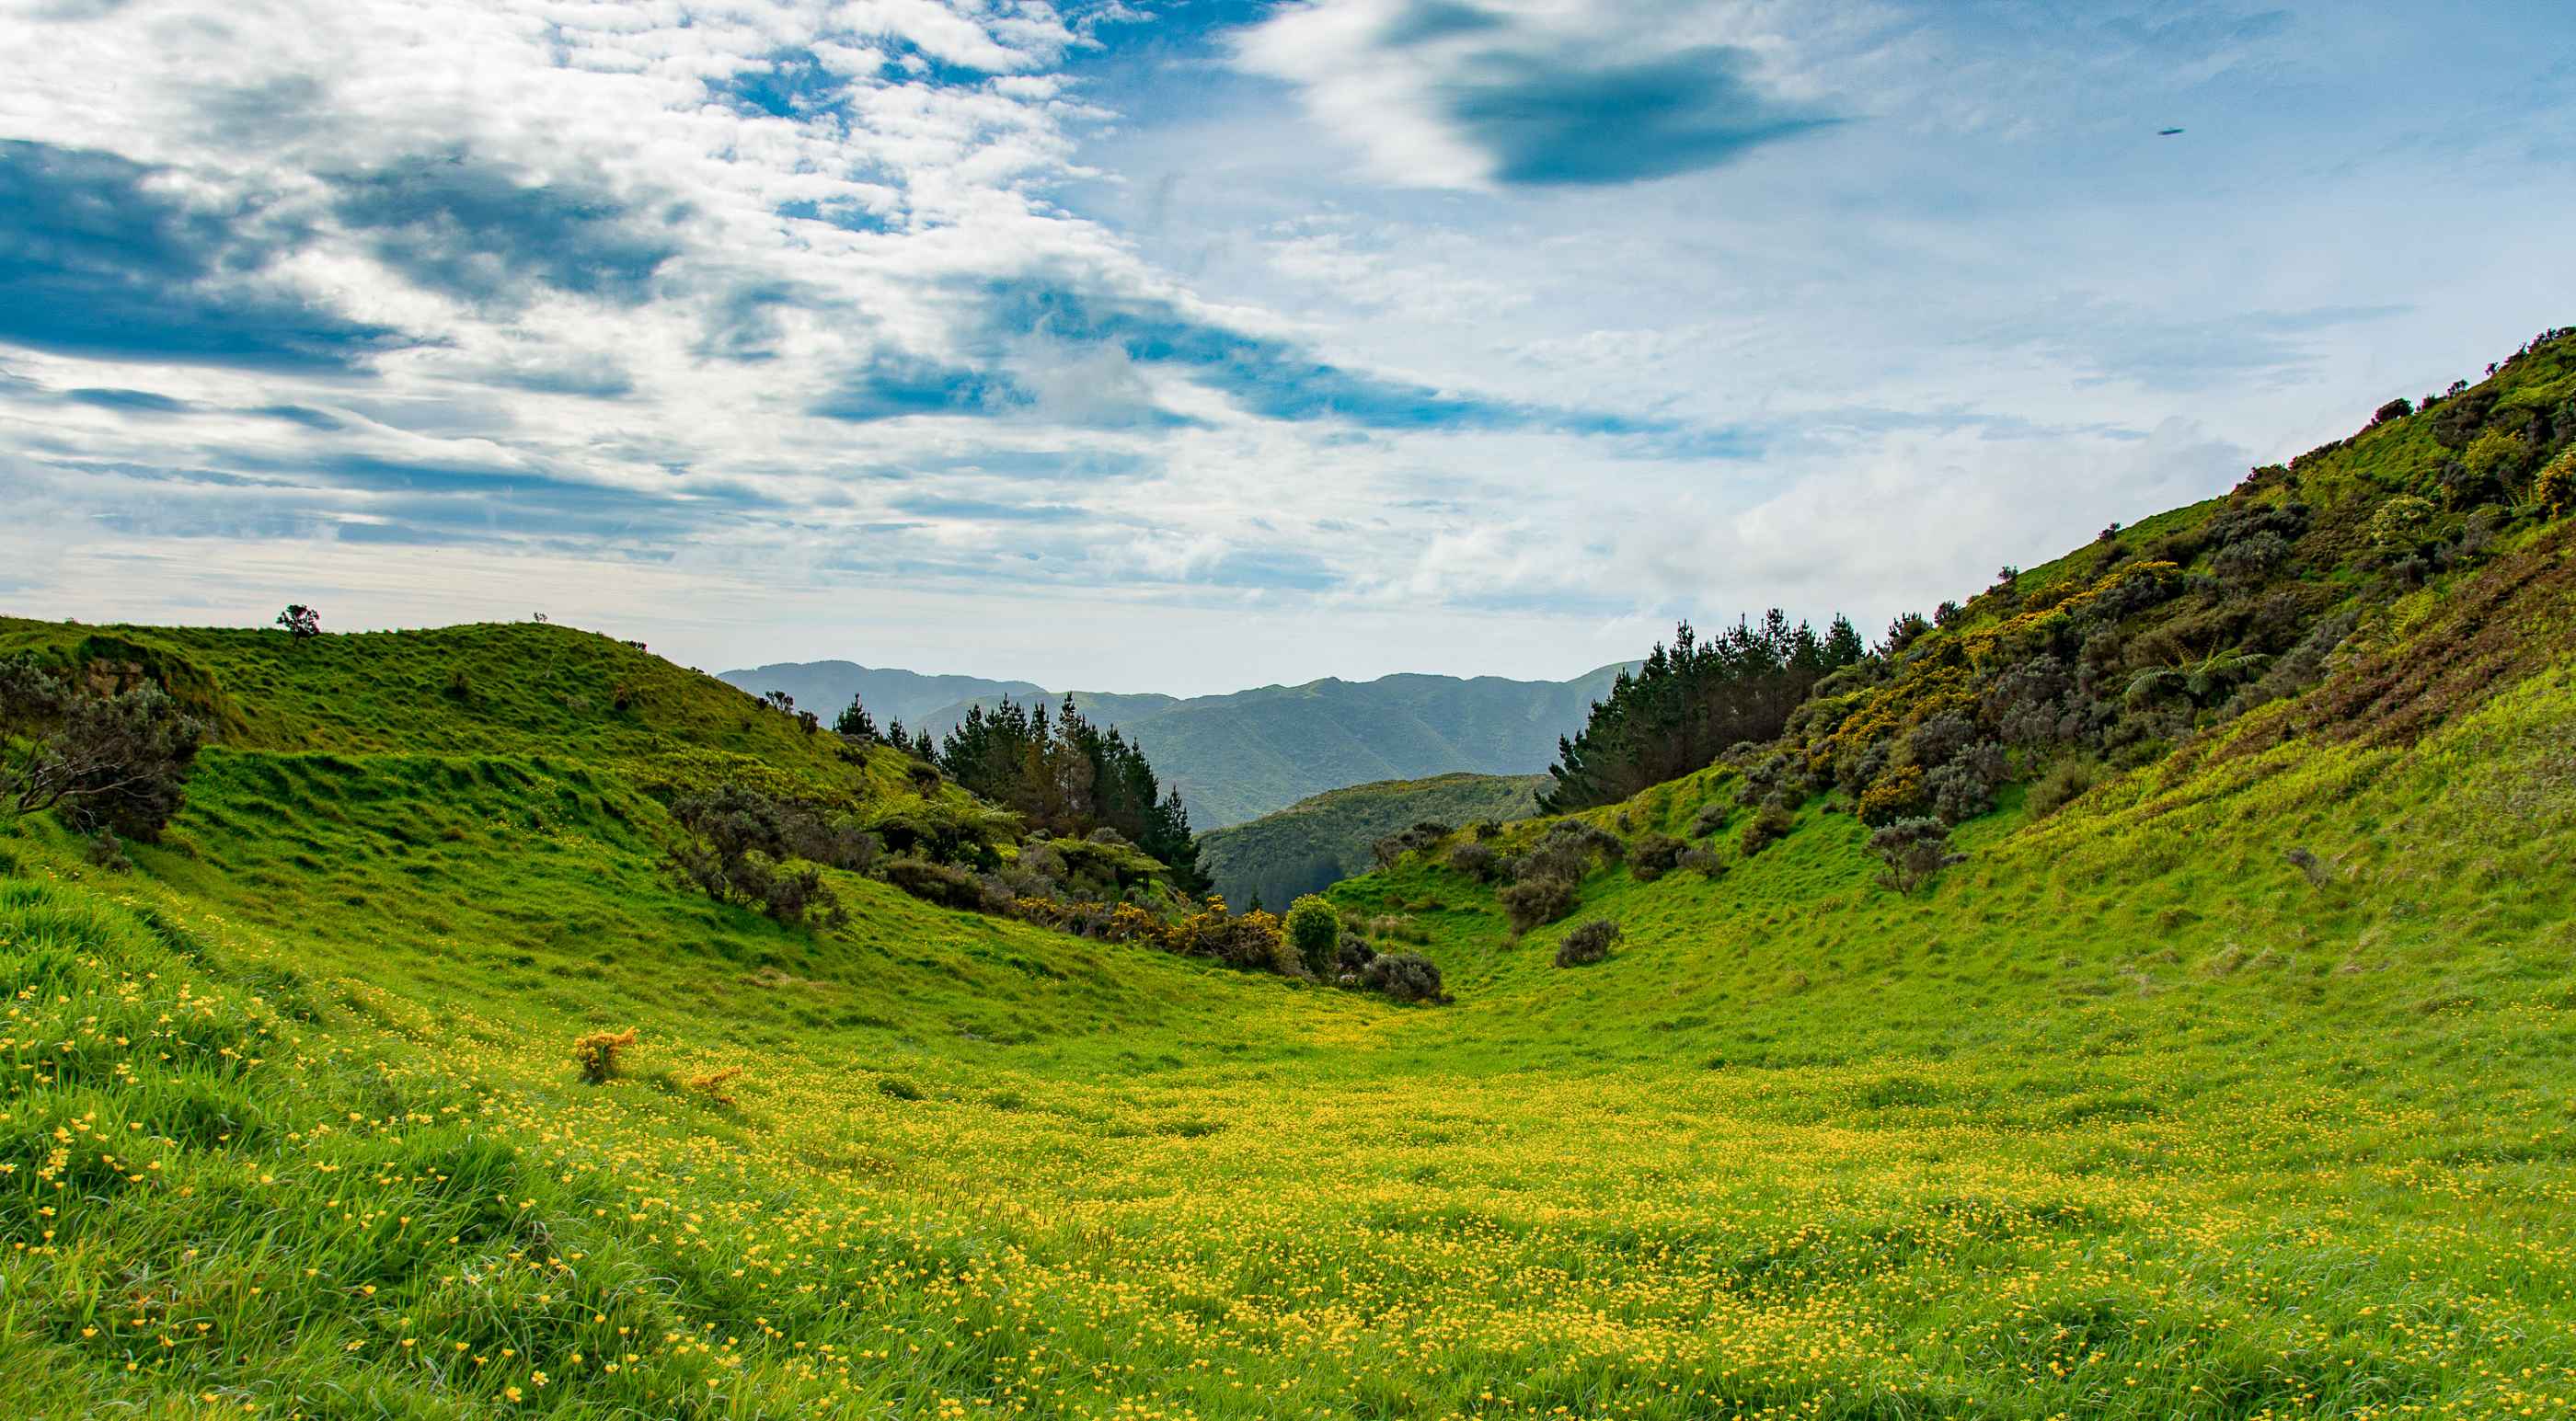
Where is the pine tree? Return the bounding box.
[1539,612,1863,812]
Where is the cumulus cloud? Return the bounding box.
[0,0,2568,691]
[0,140,410,370]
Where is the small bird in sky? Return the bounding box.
[2158,127,2186,136]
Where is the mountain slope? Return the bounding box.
[718,659,1050,728]
[1196,772,1546,908]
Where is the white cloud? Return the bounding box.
[0,0,2571,694]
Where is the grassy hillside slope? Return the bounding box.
[5,338,2576,1419]
[1196,772,1546,909]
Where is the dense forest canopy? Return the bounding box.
[1542,612,1865,811]
[933,694,1205,892]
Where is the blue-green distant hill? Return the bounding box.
[1196,771,1547,909]
[717,662,1631,829]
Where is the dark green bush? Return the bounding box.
[1554,919,1618,968]
[1677,847,1726,879]
[1447,842,1502,883]
[1361,951,1444,1003]
[1870,818,1963,895]
[1740,805,1794,857]
[1687,800,1730,838]
[0,661,206,842]
[1628,831,1685,882]
[882,855,984,911]
[1498,875,1577,933]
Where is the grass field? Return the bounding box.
[2,591,2573,1418]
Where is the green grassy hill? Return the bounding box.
[1195,772,1546,909]
[5,334,2576,1418]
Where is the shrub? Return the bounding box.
[882,855,984,911]
[572,1027,638,1084]
[274,604,321,639]
[877,1075,925,1101]
[1446,842,1502,883]
[2373,396,2413,425]
[1498,875,1577,933]
[1687,800,1729,838]
[1337,931,1376,973]
[1869,818,1964,895]
[667,783,866,926]
[1677,847,1726,879]
[1905,713,1977,769]
[1740,805,1794,856]
[1472,819,1504,842]
[0,662,206,842]
[1282,894,1340,977]
[1167,900,1293,973]
[2462,429,2529,486]
[84,829,131,873]
[2211,531,2290,584]
[443,668,473,702]
[1362,951,1444,1003]
[688,1066,745,1106]
[1924,744,2007,826]
[1737,755,1793,808]
[1857,765,1925,826]
[1629,831,1685,882]
[1554,918,1619,968]
[2534,448,2576,516]
[1511,820,1622,886]
[1371,821,1450,870]
[2369,495,2437,550]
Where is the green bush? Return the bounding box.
[1740,805,1794,857]
[2027,758,2102,819]
[882,855,984,911]
[1282,894,1340,977]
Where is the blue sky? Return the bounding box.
[0,0,2570,693]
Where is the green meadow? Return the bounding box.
[3,590,2572,1419]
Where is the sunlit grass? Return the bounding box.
[2,620,2572,1417]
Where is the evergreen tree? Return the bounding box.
[1539,612,1863,812]
[934,696,1205,892]
[834,693,878,742]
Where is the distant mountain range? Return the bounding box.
[717,660,1629,829]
